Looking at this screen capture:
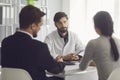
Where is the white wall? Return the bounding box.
[69,0,89,45]
[47,0,62,31]
[62,0,70,18]
[35,0,62,41]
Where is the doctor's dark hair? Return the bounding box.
[54,12,68,22]
[93,11,119,61]
[19,5,45,29]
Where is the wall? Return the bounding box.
[35,0,62,41]
[48,0,62,30]
[62,0,70,18]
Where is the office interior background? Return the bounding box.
[0,0,120,79]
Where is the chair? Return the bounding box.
[107,68,120,80]
[1,68,32,80]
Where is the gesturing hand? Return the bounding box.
[63,53,80,61]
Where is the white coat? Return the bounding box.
[44,30,84,58]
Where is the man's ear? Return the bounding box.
[31,23,36,30]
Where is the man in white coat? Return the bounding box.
[44,12,84,61]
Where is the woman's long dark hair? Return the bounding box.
[93,11,119,61]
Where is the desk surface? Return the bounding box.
[47,63,97,77]
[65,65,97,76]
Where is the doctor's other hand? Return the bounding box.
[62,53,80,61]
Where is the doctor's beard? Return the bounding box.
[58,27,68,33]
[57,27,68,38]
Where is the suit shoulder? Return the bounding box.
[32,39,47,46]
[2,35,13,42]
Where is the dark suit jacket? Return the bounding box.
[1,32,65,80]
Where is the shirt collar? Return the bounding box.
[17,30,33,38]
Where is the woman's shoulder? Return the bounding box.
[87,37,99,44]
[86,37,102,48]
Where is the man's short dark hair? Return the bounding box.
[54,12,68,22]
[19,5,45,29]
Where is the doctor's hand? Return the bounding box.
[62,53,80,61]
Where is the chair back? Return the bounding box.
[107,68,120,80]
[1,68,32,80]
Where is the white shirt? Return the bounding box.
[44,30,84,58]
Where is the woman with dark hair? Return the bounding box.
[79,11,120,80]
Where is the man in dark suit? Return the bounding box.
[1,5,65,80]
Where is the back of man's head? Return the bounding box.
[54,12,68,23]
[19,5,45,29]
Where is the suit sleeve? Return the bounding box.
[38,43,65,74]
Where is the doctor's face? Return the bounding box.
[55,17,68,34]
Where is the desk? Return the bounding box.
[47,63,98,80]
